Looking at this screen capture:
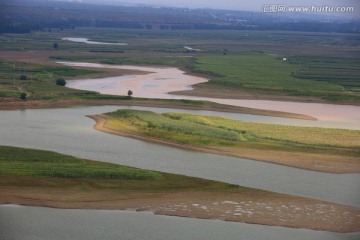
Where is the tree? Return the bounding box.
[20,74,27,80]
[20,92,27,100]
[53,42,59,50]
[127,90,133,98]
[56,78,66,86]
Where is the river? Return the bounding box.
[1,205,359,240]
[1,106,359,207]
[2,62,360,239]
[62,37,128,45]
[60,61,360,129]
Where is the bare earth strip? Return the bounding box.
[1,186,359,233]
[89,115,360,174]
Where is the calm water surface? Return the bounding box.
[1,205,359,240]
[62,37,128,45]
[0,106,359,208]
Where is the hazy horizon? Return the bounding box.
[80,0,359,12]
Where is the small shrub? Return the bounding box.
[56,78,66,86]
[20,92,27,100]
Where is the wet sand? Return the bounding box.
[1,186,359,233]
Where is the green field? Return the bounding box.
[105,110,360,151]
[0,146,159,180]
[0,28,359,104]
[1,29,359,57]
[0,61,103,99]
[191,55,360,102]
[0,145,237,191]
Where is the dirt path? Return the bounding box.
[89,114,360,174]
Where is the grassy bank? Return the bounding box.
[97,110,360,173]
[1,145,360,232]
[0,145,235,191]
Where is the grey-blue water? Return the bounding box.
[1,205,359,240]
[1,106,359,239]
[1,106,359,207]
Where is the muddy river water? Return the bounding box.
[61,61,360,129]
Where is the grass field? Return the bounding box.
[0,145,237,191]
[1,28,359,104]
[0,146,159,180]
[105,110,360,151]
[0,60,102,99]
[1,29,359,57]
[191,54,360,102]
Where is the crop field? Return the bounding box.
[192,55,360,102]
[1,28,359,103]
[106,110,360,150]
[1,29,359,57]
[289,57,360,96]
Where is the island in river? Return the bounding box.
[1,145,359,233]
[89,110,360,174]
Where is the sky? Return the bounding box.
[95,0,360,12]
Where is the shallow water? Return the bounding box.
[1,106,359,207]
[1,205,359,240]
[60,61,360,128]
[62,37,128,45]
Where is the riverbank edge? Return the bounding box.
[89,114,360,174]
[0,98,317,120]
[1,189,359,233]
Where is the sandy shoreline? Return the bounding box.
[1,186,359,233]
[89,114,360,174]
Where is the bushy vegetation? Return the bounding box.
[0,146,160,180]
[107,110,242,145]
[164,112,360,149]
[106,110,360,150]
[56,78,66,86]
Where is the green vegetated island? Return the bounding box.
[91,110,360,174]
[1,145,360,233]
